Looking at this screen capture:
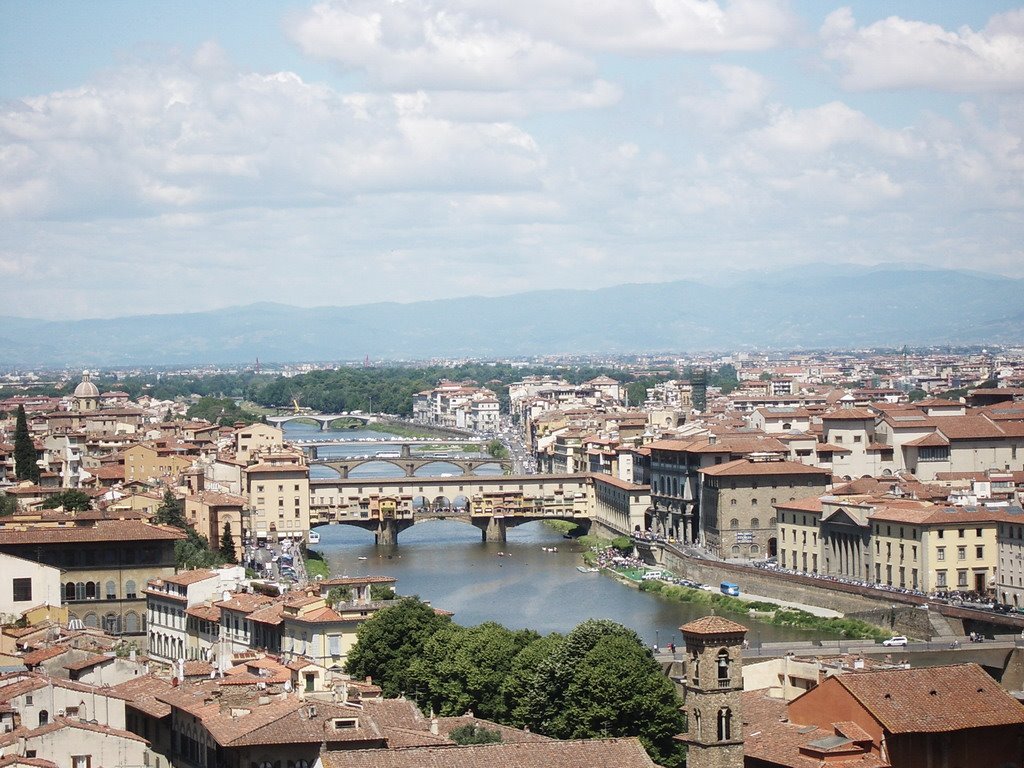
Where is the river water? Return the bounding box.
[286,421,833,646]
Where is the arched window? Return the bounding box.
[125,612,140,634]
[85,582,97,600]
[717,707,732,741]
[750,544,760,555]
[38,710,48,726]
[104,613,120,634]
[76,582,86,600]
[125,580,137,599]
[751,498,758,506]
[65,582,76,602]
[751,518,760,529]
[769,517,777,527]
[731,545,741,555]
[729,498,737,506]
[84,613,98,628]
[105,581,117,600]
[730,518,739,529]
[717,649,731,683]
[770,497,777,505]
[692,709,702,739]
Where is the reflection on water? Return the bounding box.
[314,520,838,646]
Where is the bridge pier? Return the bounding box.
[339,465,349,479]
[479,516,507,544]
[401,444,411,458]
[375,519,413,546]
[404,464,416,477]
[320,419,332,431]
[308,446,318,460]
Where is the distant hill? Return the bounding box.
[2,266,1022,366]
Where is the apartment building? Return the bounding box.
[244,452,311,544]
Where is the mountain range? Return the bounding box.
[1,265,1021,366]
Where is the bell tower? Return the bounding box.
[678,615,747,768]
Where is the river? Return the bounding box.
[285,421,835,646]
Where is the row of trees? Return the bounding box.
[344,599,685,767]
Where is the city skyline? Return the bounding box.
[2,1,1023,319]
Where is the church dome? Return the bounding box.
[74,371,100,399]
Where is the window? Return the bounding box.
[125,580,137,599]
[937,529,944,539]
[958,547,966,560]
[957,570,969,588]
[72,756,90,768]
[976,528,983,537]
[976,546,984,559]
[936,570,947,587]
[717,707,732,741]
[12,578,32,602]
[730,519,739,530]
[729,499,737,506]
[105,581,116,600]
[958,529,965,539]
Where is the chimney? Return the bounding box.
[708,434,717,445]
[430,717,438,736]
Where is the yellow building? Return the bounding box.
[123,442,195,484]
[775,494,1001,594]
[184,491,248,554]
[245,451,310,543]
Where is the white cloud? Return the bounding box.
[0,52,548,221]
[287,0,596,90]
[679,64,771,129]
[822,7,1024,91]
[747,101,923,157]
[478,0,799,53]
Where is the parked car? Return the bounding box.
[882,635,908,646]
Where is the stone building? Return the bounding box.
[678,615,746,768]
[698,456,831,559]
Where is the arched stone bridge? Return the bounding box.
[307,473,651,545]
[266,412,375,430]
[311,456,511,478]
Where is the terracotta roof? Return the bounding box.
[904,432,950,447]
[186,603,222,622]
[700,458,832,478]
[680,616,748,636]
[0,756,60,768]
[110,674,173,718]
[773,497,824,513]
[822,408,878,421]
[434,715,552,745]
[834,663,1024,734]
[0,520,185,545]
[320,737,658,768]
[742,691,889,768]
[19,646,70,666]
[63,654,112,672]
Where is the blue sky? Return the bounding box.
[1,1,1022,319]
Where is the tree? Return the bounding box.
[0,493,17,517]
[13,405,39,483]
[370,583,396,601]
[40,489,92,511]
[908,388,928,402]
[520,619,685,767]
[220,521,237,563]
[345,598,450,698]
[503,633,564,727]
[561,634,685,767]
[449,724,502,745]
[407,622,538,721]
[626,381,647,407]
[154,490,187,528]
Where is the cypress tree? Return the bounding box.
[13,405,39,483]
[220,521,237,563]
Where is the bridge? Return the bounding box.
[311,455,510,478]
[266,412,376,430]
[308,473,650,545]
[296,439,484,458]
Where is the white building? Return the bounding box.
[0,553,61,624]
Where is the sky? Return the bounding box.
[1,1,1023,320]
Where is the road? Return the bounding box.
[244,539,308,586]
